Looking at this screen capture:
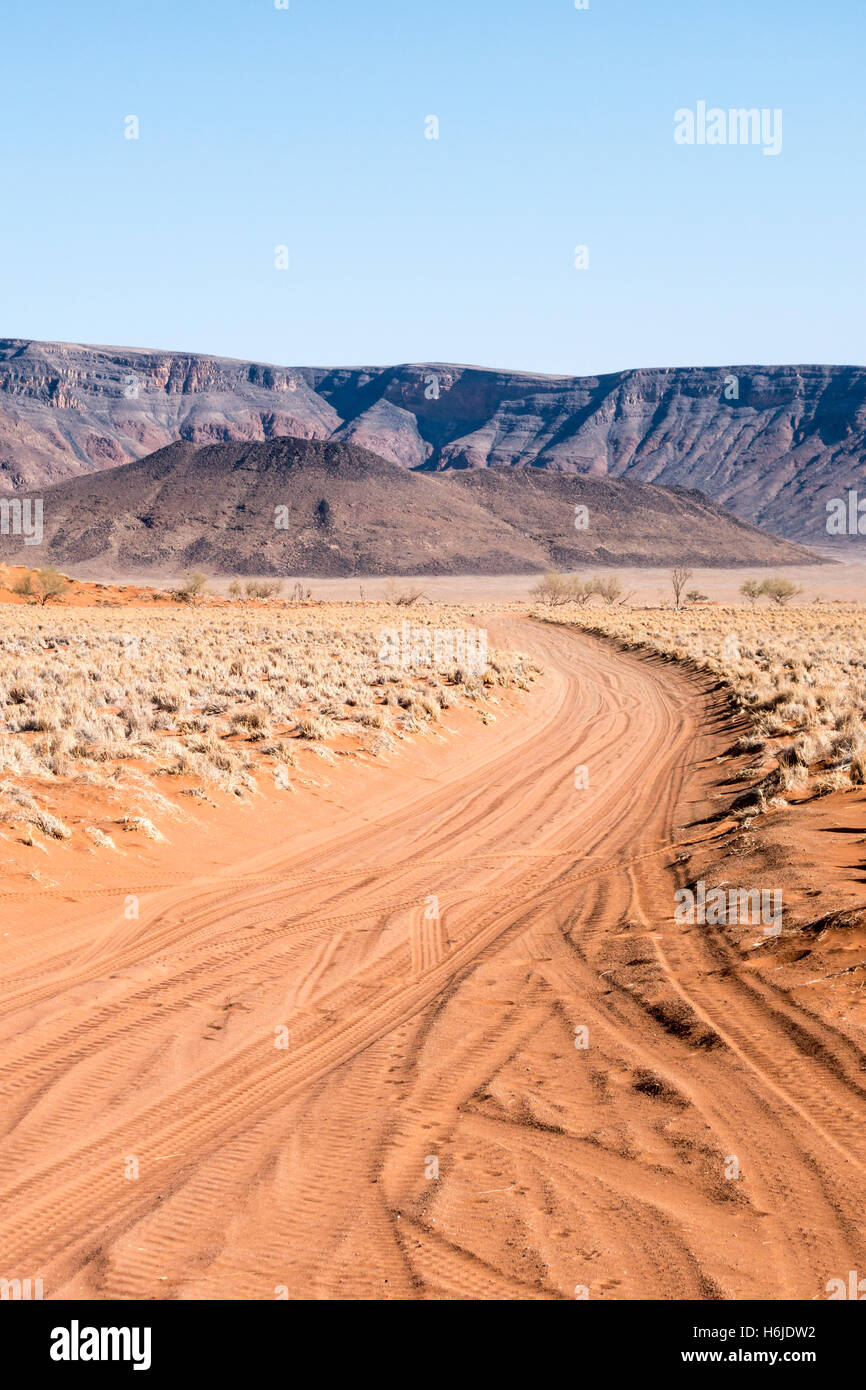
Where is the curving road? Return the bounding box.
[1,618,865,1300]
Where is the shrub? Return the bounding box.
[172,572,207,605]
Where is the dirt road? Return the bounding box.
[2,618,865,1300]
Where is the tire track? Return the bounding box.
[2,617,865,1300]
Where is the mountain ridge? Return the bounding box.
[1,339,863,543]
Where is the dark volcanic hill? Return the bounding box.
[0,339,864,545]
[0,436,815,577]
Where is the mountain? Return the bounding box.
[1,340,862,544]
[0,436,816,577]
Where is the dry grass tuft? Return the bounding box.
[541,600,866,805]
[0,602,536,848]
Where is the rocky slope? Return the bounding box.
[1,339,863,543]
[0,436,816,577]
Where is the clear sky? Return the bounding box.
[1,0,862,374]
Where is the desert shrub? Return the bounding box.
[244,580,283,599]
[30,809,72,839]
[296,715,332,740]
[172,572,207,605]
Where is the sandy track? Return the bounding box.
[2,618,865,1301]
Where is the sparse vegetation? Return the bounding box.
[670,567,692,608]
[760,576,803,607]
[172,572,208,605]
[383,581,429,607]
[740,579,762,606]
[539,597,866,804]
[595,575,631,607]
[0,603,537,848]
[738,577,803,607]
[13,566,70,606]
[530,571,629,608]
[243,580,283,599]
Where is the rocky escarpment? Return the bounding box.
[1,339,863,543]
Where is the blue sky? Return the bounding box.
[1,0,862,373]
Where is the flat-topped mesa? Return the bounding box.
[0,340,864,543]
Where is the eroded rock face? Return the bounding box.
[1,340,864,542]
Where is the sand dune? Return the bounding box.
[1,618,865,1299]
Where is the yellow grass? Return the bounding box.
[0,602,536,845]
[539,599,866,805]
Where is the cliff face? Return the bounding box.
[2,340,864,542]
